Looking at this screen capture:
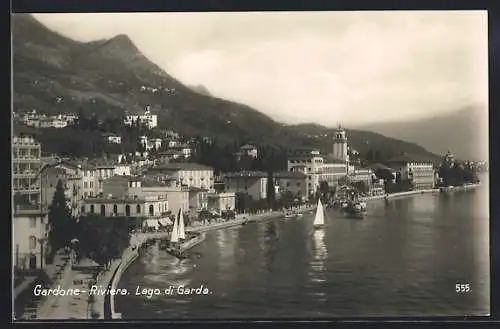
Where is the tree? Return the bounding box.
[266,171,276,209]
[75,215,130,266]
[48,179,74,251]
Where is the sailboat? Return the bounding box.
[170,212,179,244]
[313,198,325,229]
[178,209,186,240]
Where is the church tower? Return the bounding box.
[333,125,349,163]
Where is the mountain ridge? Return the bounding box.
[12,14,442,162]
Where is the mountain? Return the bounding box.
[355,105,488,161]
[12,14,440,161]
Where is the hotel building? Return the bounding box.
[386,153,436,190]
[12,131,49,270]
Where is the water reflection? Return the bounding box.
[263,221,280,274]
[308,229,328,301]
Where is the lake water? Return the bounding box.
[116,176,490,319]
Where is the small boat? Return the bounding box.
[313,198,325,229]
[284,212,295,219]
[343,200,367,218]
[295,213,303,218]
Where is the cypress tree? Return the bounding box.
[48,179,73,250]
[266,171,276,209]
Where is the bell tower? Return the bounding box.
[332,124,348,163]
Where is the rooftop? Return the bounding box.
[369,163,395,172]
[322,155,347,164]
[386,153,437,164]
[240,144,257,150]
[149,163,213,171]
[274,171,307,179]
[223,171,267,178]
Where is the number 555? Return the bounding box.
[456,283,471,293]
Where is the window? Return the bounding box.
[90,205,95,214]
[84,192,88,198]
[90,182,93,188]
[136,204,141,214]
[84,182,88,189]
[29,236,37,250]
[81,205,85,213]
[29,217,36,228]
[100,205,106,216]
[125,205,130,216]
[149,205,154,216]
[113,204,118,215]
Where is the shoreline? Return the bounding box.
[106,231,207,319]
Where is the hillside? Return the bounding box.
[12,14,441,161]
[355,105,489,161]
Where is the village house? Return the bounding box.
[273,171,308,200]
[146,163,214,191]
[223,171,268,200]
[207,192,236,212]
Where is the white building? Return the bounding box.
[13,208,49,270]
[386,153,436,190]
[147,163,214,190]
[103,133,122,144]
[207,192,236,211]
[332,125,349,169]
[82,195,169,218]
[124,110,158,129]
[287,148,325,198]
[101,175,190,213]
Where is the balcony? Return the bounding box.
[14,185,41,193]
[13,170,38,178]
[13,156,41,163]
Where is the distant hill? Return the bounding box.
[12,14,441,162]
[355,105,488,161]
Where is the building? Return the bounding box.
[320,156,348,186]
[332,125,349,167]
[287,148,325,198]
[39,167,80,211]
[124,110,158,129]
[207,192,236,211]
[188,187,208,210]
[348,168,375,191]
[386,153,436,190]
[13,133,42,207]
[101,175,190,213]
[235,144,258,161]
[13,207,49,270]
[12,130,49,270]
[102,133,122,144]
[273,171,308,200]
[82,195,168,218]
[147,163,214,190]
[223,171,268,200]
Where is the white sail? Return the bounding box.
[178,209,186,240]
[170,212,179,243]
[313,198,325,227]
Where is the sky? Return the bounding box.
[33,11,488,126]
